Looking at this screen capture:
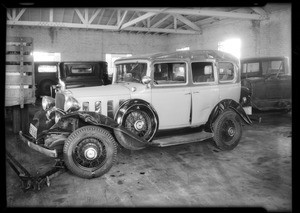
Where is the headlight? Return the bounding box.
[42,96,55,111]
[64,95,80,112]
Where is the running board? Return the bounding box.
[151,131,213,147]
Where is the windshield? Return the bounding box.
[115,62,147,83]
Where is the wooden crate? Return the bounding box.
[5,37,35,108]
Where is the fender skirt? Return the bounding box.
[207,99,252,131]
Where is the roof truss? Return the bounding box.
[6,7,268,35]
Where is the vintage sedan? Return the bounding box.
[240,56,291,111]
[20,50,252,179]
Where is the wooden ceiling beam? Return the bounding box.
[89,9,101,24]
[7,20,199,34]
[118,7,264,20]
[117,10,128,29]
[75,9,87,24]
[174,14,201,31]
[15,8,26,21]
[120,12,157,30]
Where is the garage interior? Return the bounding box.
[5,4,291,210]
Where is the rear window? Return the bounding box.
[65,64,97,76]
[38,65,57,73]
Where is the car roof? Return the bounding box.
[60,61,107,64]
[115,50,239,64]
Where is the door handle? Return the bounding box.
[184,92,191,95]
[193,91,199,94]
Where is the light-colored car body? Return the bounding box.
[17,50,252,180]
[69,50,242,131]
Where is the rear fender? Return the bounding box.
[205,99,252,132]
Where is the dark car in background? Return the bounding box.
[240,56,291,111]
[58,61,111,89]
[34,61,59,97]
[34,61,111,97]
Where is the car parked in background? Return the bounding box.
[34,61,111,98]
[34,61,59,97]
[240,56,291,111]
[58,61,111,89]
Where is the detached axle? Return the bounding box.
[6,150,65,192]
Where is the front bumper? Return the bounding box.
[19,131,58,158]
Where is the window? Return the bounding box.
[65,64,95,76]
[71,65,93,74]
[37,65,57,73]
[262,60,284,75]
[116,63,147,83]
[218,38,241,59]
[218,62,235,82]
[242,62,260,73]
[33,52,61,62]
[106,53,132,77]
[153,63,187,84]
[191,62,214,83]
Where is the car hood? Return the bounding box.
[68,82,144,98]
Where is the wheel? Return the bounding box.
[122,106,157,142]
[63,126,117,179]
[212,109,242,151]
[39,80,55,96]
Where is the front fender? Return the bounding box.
[55,111,149,150]
[206,99,252,132]
[114,99,159,127]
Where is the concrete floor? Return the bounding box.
[5,103,292,210]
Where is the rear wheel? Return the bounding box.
[213,109,242,150]
[63,126,117,179]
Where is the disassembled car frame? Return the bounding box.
[8,50,252,191]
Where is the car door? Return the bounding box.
[190,61,220,126]
[263,59,288,100]
[217,61,240,103]
[151,61,191,130]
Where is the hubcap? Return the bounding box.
[73,138,106,170]
[134,120,145,131]
[84,147,98,160]
[227,127,235,137]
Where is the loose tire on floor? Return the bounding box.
[63,126,117,179]
[212,109,242,151]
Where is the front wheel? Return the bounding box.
[122,107,157,142]
[63,126,117,179]
[212,109,242,151]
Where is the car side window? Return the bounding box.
[218,62,235,82]
[191,62,214,83]
[262,60,284,75]
[153,62,186,84]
